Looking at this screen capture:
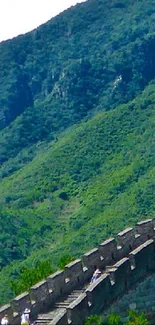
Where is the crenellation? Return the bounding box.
[86,274,111,313]
[47,270,65,300]
[99,238,117,266]
[110,258,131,298]
[136,219,154,241]
[64,259,84,293]
[105,267,117,285]
[117,228,135,257]
[30,280,49,302]
[82,248,101,277]
[129,239,155,286]
[1,219,155,325]
[11,292,31,315]
[0,304,14,321]
[30,280,50,314]
[104,258,130,302]
[133,233,143,248]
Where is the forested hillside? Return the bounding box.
[1,0,155,176]
[0,0,155,305]
[0,83,155,304]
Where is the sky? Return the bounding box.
[0,0,86,42]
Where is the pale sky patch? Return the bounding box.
[0,0,86,42]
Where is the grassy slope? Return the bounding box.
[0,83,154,304]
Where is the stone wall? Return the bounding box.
[102,274,155,324]
[0,219,155,324]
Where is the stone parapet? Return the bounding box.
[0,219,155,324]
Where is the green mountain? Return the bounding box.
[0,0,155,305]
[1,0,155,177]
[0,83,155,304]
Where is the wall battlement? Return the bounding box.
[1,218,155,324]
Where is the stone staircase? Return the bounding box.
[35,286,87,324]
[1,219,153,325]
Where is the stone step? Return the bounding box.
[36,315,54,323]
[38,313,57,318]
[35,284,89,323]
[39,309,61,316]
[68,292,83,296]
[37,318,54,321]
[35,320,53,324]
[66,298,78,302]
[55,303,70,307]
[70,290,83,293]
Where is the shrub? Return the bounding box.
[85,315,103,325]
[124,310,149,325]
[107,313,121,325]
[58,254,73,270]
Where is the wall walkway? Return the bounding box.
[0,219,155,324]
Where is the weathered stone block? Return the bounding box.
[0,304,16,324]
[30,280,50,313]
[47,270,65,300]
[86,274,111,313]
[64,259,84,291]
[82,248,101,277]
[129,239,155,285]
[117,228,135,257]
[49,310,68,325]
[107,258,131,299]
[67,293,88,325]
[99,238,117,266]
[11,292,31,315]
[136,219,154,242]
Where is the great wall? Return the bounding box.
[1,218,155,325]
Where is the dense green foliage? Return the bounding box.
[85,311,149,325]
[10,260,53,295]
[10,254,73,296]
[85,310,149,325]
[125,310,149,325]
[106,313,121,325]
[0,83,154,304]
[0,0,155,306]
[1,0,155,174]
[85,315,103,325]
[58,254,74,270]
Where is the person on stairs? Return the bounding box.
[1,315,9,325]
[21,308,30,325]
[90,268,101,284]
